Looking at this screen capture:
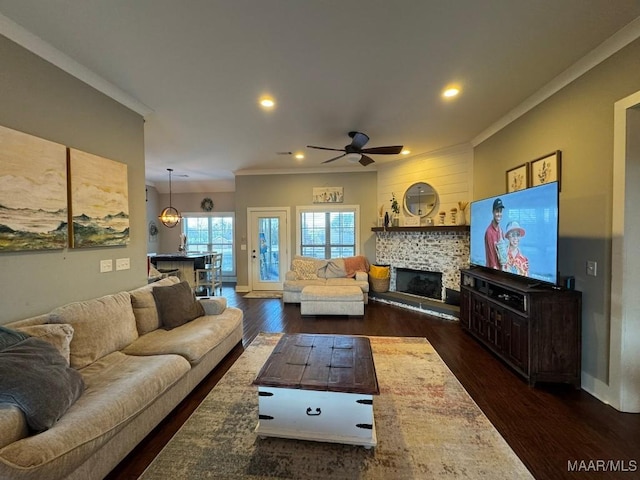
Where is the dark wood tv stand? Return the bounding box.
[459,268,582,388]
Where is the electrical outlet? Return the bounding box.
[116,257,130,271]
[100,259,113,273]
[586,260,597,277]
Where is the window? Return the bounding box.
[297,205,359,259]
[182,213,235,275]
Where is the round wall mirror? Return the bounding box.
[404,182,438,217]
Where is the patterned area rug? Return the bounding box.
[243,291,283,299]
[140,334,533,479]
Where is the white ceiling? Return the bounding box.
[1,1,640,193]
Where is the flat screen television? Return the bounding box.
[469,182,559,285]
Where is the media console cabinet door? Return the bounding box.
[255,387,377,448]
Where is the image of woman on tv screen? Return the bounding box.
[502,221,529,277]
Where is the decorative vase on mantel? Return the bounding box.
[457,208,467,225]
[384,212,390,228]
[392,215,399,227]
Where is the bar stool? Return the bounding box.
[195,252,223,295]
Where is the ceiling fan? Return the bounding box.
[307,131,403,166]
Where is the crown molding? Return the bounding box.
[0,13,153,117]
[472,16,640,147]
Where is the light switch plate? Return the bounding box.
[100,259,113,273]
[116,258,130,271]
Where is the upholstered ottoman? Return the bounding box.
[300,285,364,316]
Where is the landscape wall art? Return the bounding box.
[0,125,68,252]
[69,148,129,248]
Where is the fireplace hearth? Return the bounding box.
[396,268,443,301]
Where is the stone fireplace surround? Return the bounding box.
[373,227,470,301]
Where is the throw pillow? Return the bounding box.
[0,325,30,351]
[130,276,181,335]
[152,281,205,329]
[291,258,319,280]
[15,324,74,366]
[200,297,227,316]
[369,264,390,279]
[0,337,85,432]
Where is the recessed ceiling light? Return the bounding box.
[401,149,411,155]
[259,96,275,108]
[443,87,460,98]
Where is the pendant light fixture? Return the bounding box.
[159,168,182,228]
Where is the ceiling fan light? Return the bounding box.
[346,152,362,162]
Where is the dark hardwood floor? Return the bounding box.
[106,286,640,480]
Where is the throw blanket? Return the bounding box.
[318,256,369,278]
[343,255,370,278]
[0,335,85,432]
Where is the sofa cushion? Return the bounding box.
[326,277,370,292]
[152,281,205,329]
[0,404,28,450]
[49,291,139,369]
[123,307,243,364]
[282,278,327,292]
[0,337,85,432]
[291,258,320,279]
[15,323,74,366]
[130,276,180,335]
[0,351,190,478]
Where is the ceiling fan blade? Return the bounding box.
[359,155,375,166]
[349,131,370,150]
[322,153,347,164]
[307,145,345,152]
[361,145,403,155]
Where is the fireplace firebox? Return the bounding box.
[395,268,443,301]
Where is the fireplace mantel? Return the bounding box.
[371,226,469,233]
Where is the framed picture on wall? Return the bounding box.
[0,124,68,252]
[530,150,562,190]
[69,148,130,248]
[506,163,529,193]
[313,186,344,203]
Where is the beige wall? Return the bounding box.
[235,172,377,288]
[474,37,640,391]
[0,35,146,324]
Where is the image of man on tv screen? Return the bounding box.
[484,198,506,269]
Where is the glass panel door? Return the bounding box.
[250,210,287,290]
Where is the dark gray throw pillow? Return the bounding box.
[152,280,205,329]
[0,336,85,432]
[0,325,30,351]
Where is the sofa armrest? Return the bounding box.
[355,271,368,282]
[285,271,297,281]
[199,297,227,315]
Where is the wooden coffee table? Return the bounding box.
[253,333,379,448]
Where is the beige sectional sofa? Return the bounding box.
[0,276,243,480]
[282,255,370,304]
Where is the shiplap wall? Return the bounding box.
[377,143,473,225]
